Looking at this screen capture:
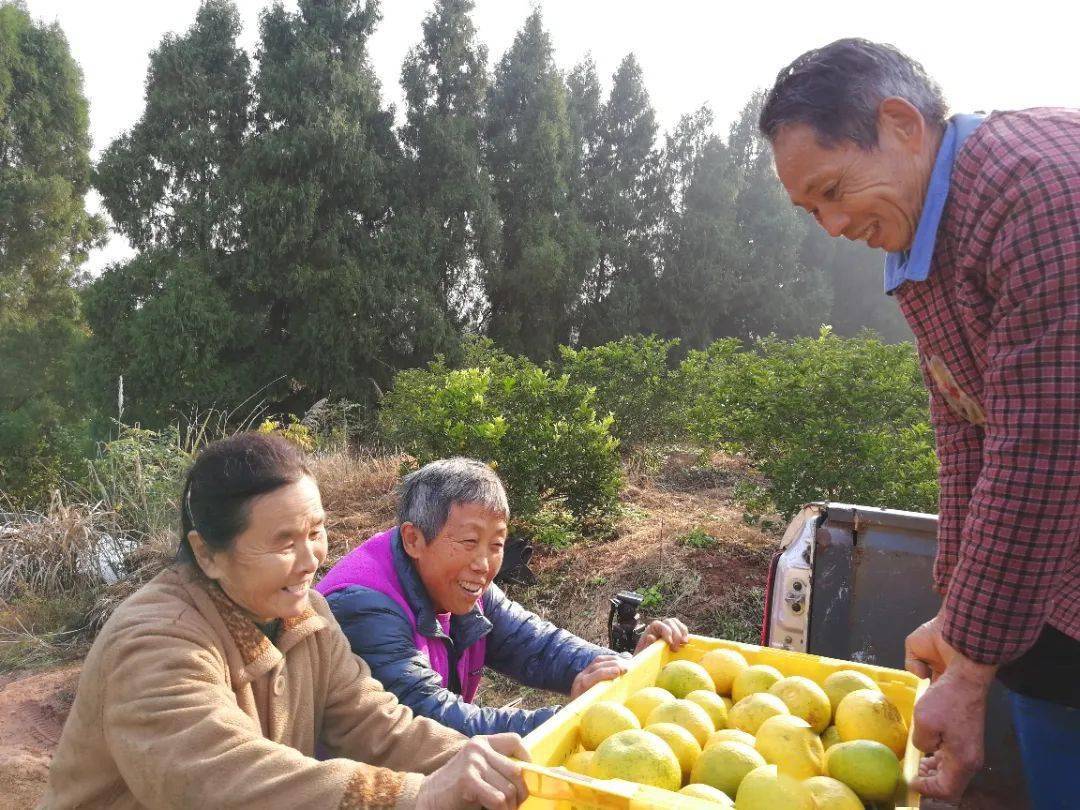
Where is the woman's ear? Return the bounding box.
[188,530,224,579]
[400,522,427,561]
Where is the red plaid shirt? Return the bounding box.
[894,108,1080,665]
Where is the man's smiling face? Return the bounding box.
[771,99,939,253]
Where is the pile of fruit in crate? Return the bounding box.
[561,649,910,809]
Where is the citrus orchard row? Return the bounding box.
[558,649,912,809]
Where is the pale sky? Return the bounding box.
[24,0,1080,273]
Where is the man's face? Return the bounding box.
[772,102,936,253]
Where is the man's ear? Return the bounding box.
[400,522,427,560]
[188,530,224,579]
[878,96,928,152]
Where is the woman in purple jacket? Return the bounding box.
[317,457,688,737]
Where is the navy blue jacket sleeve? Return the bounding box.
[482,583,615,695]
[325,585,559,737]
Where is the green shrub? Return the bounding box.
[558,335,681,450]
[681,329,938,516]
[379,348,622,537]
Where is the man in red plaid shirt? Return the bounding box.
[760,39,1079,808]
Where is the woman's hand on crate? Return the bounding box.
[416,733,530,810]
[905,613,998,802]
[634,617,690,654]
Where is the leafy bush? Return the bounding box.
[558,335,681,451]
[379,346,622,538]
[681,329,938,516]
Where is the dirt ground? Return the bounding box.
[0,666,79,809]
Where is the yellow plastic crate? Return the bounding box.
[519,635,927,809]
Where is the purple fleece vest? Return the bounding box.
[316,528,487,702]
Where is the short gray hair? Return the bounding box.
[397,457,509,541]
[759,38,948,149]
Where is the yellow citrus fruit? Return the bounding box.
[679,782,735,806]
[687,689,730,730]
[564,750,594,775]
[590,729,681,792]
[645,722,702,782]
[699,648,749,695]
[707,728,757,749]
[822,670,880,722]
[825,740,901,803]
[804,775,865,810]
[734,764,814,810]
[625,686,676,725]
[646,698,715,746]
[753,714,825,780]
[731,664,783,703]
[656,660,716,698]
[579,700,640,750]
[834,689,908,757]
[690,741,766,797]
[768,675,832,734]
[821,725,843,750]
[728,692,789,735]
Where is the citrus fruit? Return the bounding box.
[646,698,715,746]
[699,648,749,695]
[731,664,783,703]
[688,689,730,729]
[769,675,832,733]
[579,700,640,750]
[728,692,789,734]
[753,714,825,779]
[625,686,676,725]
[706,728,757,749]
[825,739,902,803]
[821,725,843,750]
[680,782,735,806]
[834,689,908,757]
[734,763,813,810]
[564,750,594,775]
[690,741,766,797]
[590,729,681,792]
[822,670,880,721]
[804,775,865,810]
[657,660,716,698]
[645,722,701,782]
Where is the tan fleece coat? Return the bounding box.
[40,564,466,809]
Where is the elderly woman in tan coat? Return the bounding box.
[42,432,529,810]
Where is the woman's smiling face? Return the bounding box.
[191,475,327,622]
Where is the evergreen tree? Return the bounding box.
[726,92,830,339]
[394,0,496,340]
[86,0,251,422]
[0,1,104,503]
[577,53,663,345]
[652,107,742,349]
[483,10,594,360]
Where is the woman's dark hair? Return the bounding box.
[178,431,313,565]
[759,38,948,150]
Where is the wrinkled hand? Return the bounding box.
[635,617,690,654]
[905,615,996,802]
[570,655,630,699]
[416,733,530,810]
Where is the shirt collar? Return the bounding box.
[884,113,986,294]
[391,526,492,648]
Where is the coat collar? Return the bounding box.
[179,565,327,686]
[390,527,492,650]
